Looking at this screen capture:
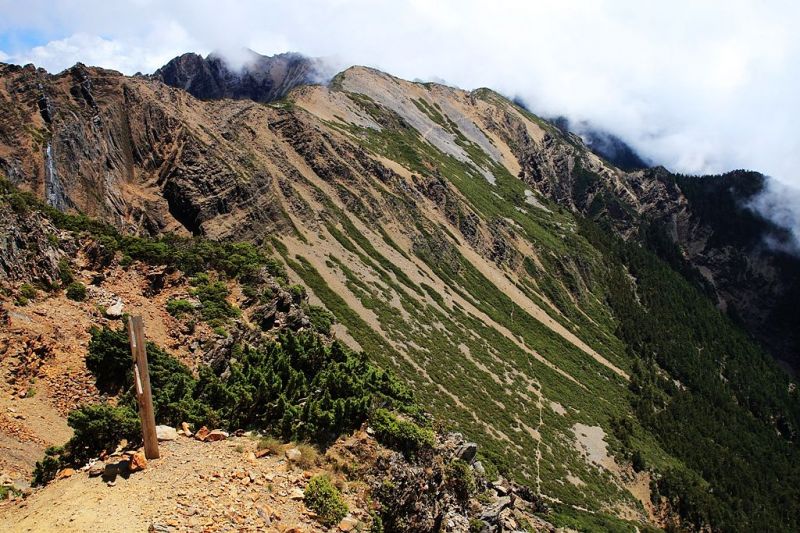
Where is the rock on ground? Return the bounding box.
[155,425,178,441]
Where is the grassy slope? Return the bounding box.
[279,89,674,528]
[277,80,800,531]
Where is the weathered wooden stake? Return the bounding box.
[127,315,160,459]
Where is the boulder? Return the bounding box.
[338,515,359,531]
[88,463,105,477]
[156,425,178,441]
[194,426,210,441]
[129,451,147,472]
[455,442,478,463]
[56,468,75,480]
[442,511,471,532]
[479,496,511,522]
[205,429,229,442]
[256,504,273,525]
[11,479,31,492]
[102,461,129,481]
[497,507,518,530]
[181,421,192,436]
[285,447,302,462]
[490,480,509,496]
[289,487,305,500]
[105,299,124,318]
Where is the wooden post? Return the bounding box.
[127,315,160,459]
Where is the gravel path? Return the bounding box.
[0,435,365,532]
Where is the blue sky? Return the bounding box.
[1,0,799,243]
[0,29,50,55]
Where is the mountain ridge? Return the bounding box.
[1,54,799,531]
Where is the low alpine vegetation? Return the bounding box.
[189,273,240,325]
[35,322,425,485]
[32,403,141,485]
[370,408,435,458]
[166,298,195,318]
[304,475,349,526]
[65,281,87,301]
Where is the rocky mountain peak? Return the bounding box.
[151,49,328,103]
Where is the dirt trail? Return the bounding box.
[0,435,365,533]
[0,390,71,481]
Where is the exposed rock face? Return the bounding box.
[330,430,551,533]
[0,206,64,284]
[659,170,800,372]
[152,50,326,103]
[0,61,308,239]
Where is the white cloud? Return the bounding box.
[749,178,800,253]
[1,0,799,237]
[2,22,199,74]
[12,33,139,73]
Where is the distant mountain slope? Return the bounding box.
[550,116,650,172]
[1,57,799,531]
[152,50,326,103]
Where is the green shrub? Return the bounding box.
[57,258,74,285]
[475,453,499,482]
[0,485,21,501]
[263,257,288,281]
[86,326,133,393]
[66,403,141,463]
[33,404,141,486]
[194,333,416,445]
[190,272,210,286]
[632,450,646,472]
[32,446,64,486]
[370,409,435,458]
[19,283,36,300]
[305,304,335,335]
[369,511,384,533]
[190,276,240,323]
[166,298,195,318]
[289,284,307,301]
[65,282,87,301]
[304,475,349,526]
[447,459,476,501]
[241,283,260,301]
[84,326,212,426]
[469,518,487,533]
[82,324,419,449]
